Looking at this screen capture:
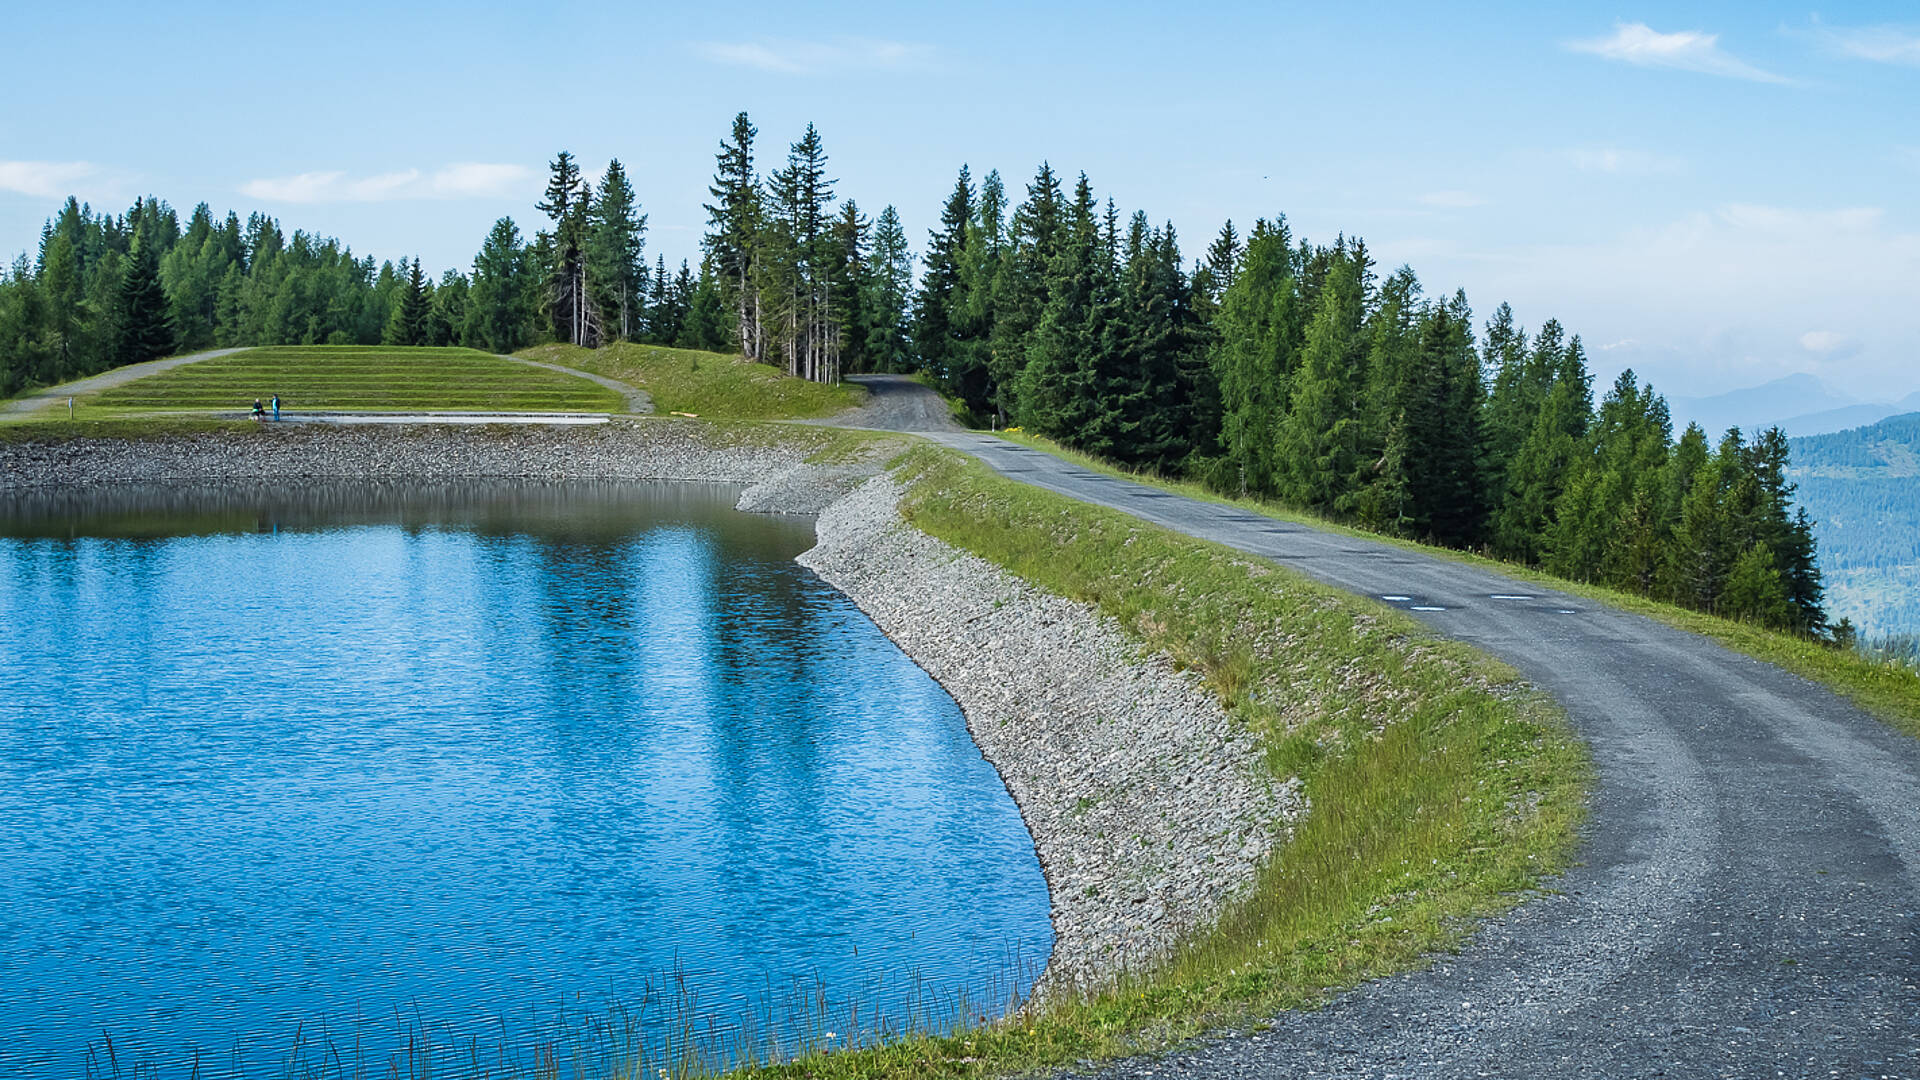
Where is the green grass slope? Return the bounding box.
[83,345,625,414]
[521,342,863,420]
[722,445,1587,1079]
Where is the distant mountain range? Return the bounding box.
[1788,411,1920,642]
[1671,374,1920,440]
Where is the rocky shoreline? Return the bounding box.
[0,421,1294,994]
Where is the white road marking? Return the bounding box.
[1381,595,1413,602]
[1491,594,1533,601]
[1411,605,1447,612]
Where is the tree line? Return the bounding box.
[893,161,1827,637]
[0,112,1832,636]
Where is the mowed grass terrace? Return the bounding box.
[82,345,627,415]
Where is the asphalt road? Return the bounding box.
[897,423,1920,1079]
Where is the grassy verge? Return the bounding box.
[521,343,864,420]
[727,444,1588,1078]
[996,430,1920,740]
[72,345,626,413]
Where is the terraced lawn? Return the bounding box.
[85,346,626,414]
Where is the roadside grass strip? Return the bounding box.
[520,343,864,420]
[725,445,1589,1079]
[998,431,1920,742]
[84,345,625,414]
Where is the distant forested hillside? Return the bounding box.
[1791,413,1920,639]
[1792,413,1920,476]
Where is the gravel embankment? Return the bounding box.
[800,474,1297,994]
[0,421,805,489]
[2,423,1295,996]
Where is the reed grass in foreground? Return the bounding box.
[521,344,864,420]
[997,431,1920,741]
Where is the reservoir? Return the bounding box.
[0,480,1052,1077]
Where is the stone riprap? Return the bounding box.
[0,421,807,490]
[1,422,1295,995]
[800,474,1298,995]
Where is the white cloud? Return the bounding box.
[0,160,102,200]
[1416,190,1487,209]
[1563,147,1684,175]
[1810,23,1920,65]
[1566,22,1789,83]
[693,37,930,76]
[238,163,533,204]
[1799,330,1860,357]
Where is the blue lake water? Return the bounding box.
[0,480,1051,1078]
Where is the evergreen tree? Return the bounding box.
[914,166,975,406]
[113,232,175,366]
[1275,251,1364,510]
[536,151,598,346]
[986,163,1063,423]
[703,112,763,360]
[1493,335,1591,562]
[382,258,430,346]
[467,217,535,353]
[863,205,913,373]
[587,159,647,340]
[1210,216,1301,495]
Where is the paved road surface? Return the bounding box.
[870,408,1920,1078]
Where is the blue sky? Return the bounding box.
[4,1,1916,400]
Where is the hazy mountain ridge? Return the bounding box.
[1673,374,1920,440]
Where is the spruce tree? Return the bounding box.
[913,166,974,401]
[113,235,175,366]
[986,163,1063,423]
[587,159,647,340]
[1275,253,1364,511]
[864,206,913,373]
[383,258,430,345]
[1210,216,1301,496]
[467,217,534,353]
[703,112,763,360]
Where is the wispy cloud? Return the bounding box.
[238,163,534,204]
[1566,22,1789,83]
[1807,22,1920,66]
[1416,190,1487,209]
[0,160,103,200]
[1563,146,1685,175]
[693,37,931,76]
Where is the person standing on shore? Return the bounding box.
[271,394,280,422]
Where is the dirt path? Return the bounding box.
[805,374,961,432]
[499,354,653,414]
[0,349,245,416]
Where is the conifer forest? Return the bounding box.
[0,112,1830,637]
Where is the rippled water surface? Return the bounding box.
[0,481,1050,1078]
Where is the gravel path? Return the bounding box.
[0,349,244,416]
[501,354,654,413]
[805,374,963,432]
[905,429,1920,1080]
